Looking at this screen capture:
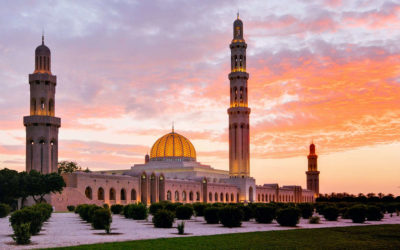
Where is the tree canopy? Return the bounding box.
[58,161,81,174]
[0,168,66,205]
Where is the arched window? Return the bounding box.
[182,191,187,202]
[121,189,126,201]
[98,187,104,200]
[258,194,260,202]
[262,194,265,202]
[31,99,36,115]
[215,192,218,202]
[226,193,229,202]
[231,193,234,202]
[220,193,224,202]
[209,192,212,201]
[175,191,179,201]
[189,191,193,201]
[237,193,240,203]
[40,99,45,110]
[109,188,116,200]
[196,192,200,201]
[49,99,54,115]
[167,190,172,201]
[85,186,92,200]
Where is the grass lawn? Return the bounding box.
[48,224,400,250]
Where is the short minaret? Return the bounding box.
[228,13,250,178]
[306,142,320,197]
[24,35,61,174]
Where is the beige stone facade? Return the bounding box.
[26,17,319,211]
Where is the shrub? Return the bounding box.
[297,203,313,219]
[176,205,194,220]
[10,208,43,235]
[110,204,124,215]
[12,223,31,245]
[276,207,301,227]
[193,203,208,217]
[309,216,320,224]
[177,221,185,234]
[219,206,243,227]
[32,203,52,222]
[153,209,175,228]
[0,203,11,218]
[125,204,148,220]
[240,205,254,221]
[386,203,396,216]
[366,206,384,221]
[204,207,220,224]
[322,206,339,221]
[339,207,349,219]
[75,204,86,214]
[149,203,164,215]
[164,202,181,213]
[67,205,75,212]
[92,208,112,233]
[87,205,102,223]
[254,205,276,223]
[315,203,327,215]
[348,204,367,223]
[103,204,109,209]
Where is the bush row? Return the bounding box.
[9,203,53,244]
[75,204,112,233]
[0,203,11,218]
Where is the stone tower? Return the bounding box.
[228,13,250,178]
[226,14,255,202]
[24,35,61,174]
[306,143,320,197]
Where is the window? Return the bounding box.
[189,191,193,201]
[121,189,126,201]
[196,192,200,201]
[231,193,234,202]
[85,187,92,200]
[209,192,212,202]
[109,188,116,200]
[98,188,104,200]
[41,100,45,110]
[175,191,179,201]
[167,191,172,201]
[215,192,218,202]
[131,189,137,200]
[182,191,187,201]
[220,193,224,202]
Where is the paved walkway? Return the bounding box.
[1,213,399,249]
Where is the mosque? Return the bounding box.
[23,16,319,211]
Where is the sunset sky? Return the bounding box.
[0,0,399,195]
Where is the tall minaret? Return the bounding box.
[23,35,61,174]
[228,13,251,178]
[306,142,320,197]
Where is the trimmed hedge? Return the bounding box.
[348,204,367,223]
[322,206,339,221]
[193,203,208,217]
[175,205,193,220]
[153,209,175,228]
[219,206,243,227]
[110,204,124,215]
[0,203,11,218]
[10,208,43,235]
[149,203,164,215]
[297,203,313,219]
[92,208,112,233]
[276,207,301,227]
[12,223,31,245]
[67,205,75,212]
[123,204,148,220]
[204,207,220,224]
[254,205,276,223]
[366,205,384,221]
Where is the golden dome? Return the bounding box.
[150,131,196,161]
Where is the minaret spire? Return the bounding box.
[42,30,44,45]
[172,121,174,133]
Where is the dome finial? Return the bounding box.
[42,29,44,45]
[237,10,239,19]
[172,121,174,133]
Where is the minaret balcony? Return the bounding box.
[29,73,57,84]
[23,115,61,127]
[228,71,249,80]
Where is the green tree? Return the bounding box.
[26,170,66,203]
[0,168,20,205]
[58,161,82,174]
